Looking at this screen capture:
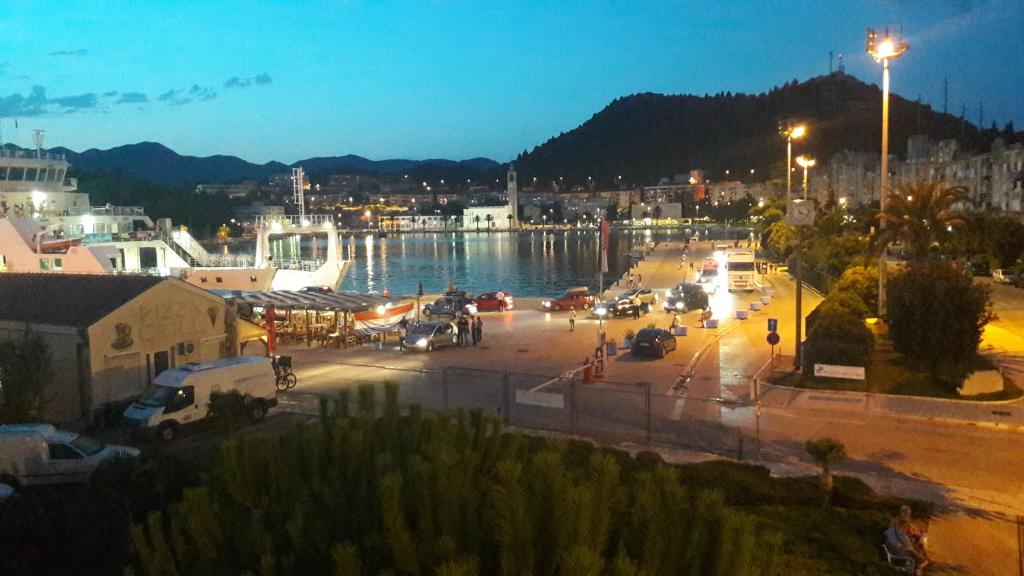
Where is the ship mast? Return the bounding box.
[292,166,306,221]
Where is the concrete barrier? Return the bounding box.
[735,310,749,320]
[672,326,688,336]
[704,318,719,329]
[763,288,775,297]
[749,302,763,311]
[760,296,772,305]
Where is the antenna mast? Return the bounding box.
[32,129,45,159]
[292,167,306,221]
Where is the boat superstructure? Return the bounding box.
[0,133,349,291]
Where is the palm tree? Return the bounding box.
[474,214,481,232]
[875,181,969,262]
[409,216,417,233]
[652,205,663,221]
[805,437,847,506]
[484,214,494,232]
[507,213,514,231]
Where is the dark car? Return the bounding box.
[400,321,459,351]
[663,283,709,313]
[422,295,478,318]
[631,328,678,358]
[541,287,594,311]
[474,290,514,312]
[595,289,656,318]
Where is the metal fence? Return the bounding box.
[283,362,756,460]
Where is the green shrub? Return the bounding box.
[832,266,878,314]
[803,303,873,377]
[886,263,993,388]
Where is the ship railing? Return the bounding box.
[0,149,66,161]
[272,258,326,271]
[204,254,256,268]
[257,214,334,230]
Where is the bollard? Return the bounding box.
[735,310,749,320]
[760,296,772,305]
[749,302,763,311]
[672,326,688,336]
[704,318,719,329]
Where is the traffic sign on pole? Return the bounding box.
[766,332,780,346]
[767,318,778,333]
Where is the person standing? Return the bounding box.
[474,316,483,344]
[569,308,576,331]
[633,303,641,320]
[456,315,467,345]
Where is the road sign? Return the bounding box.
[766,332,780,346]
[813,363,865,380]
[767,318,778,333]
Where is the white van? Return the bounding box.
[0,423,139,488]
[122,356,278,442]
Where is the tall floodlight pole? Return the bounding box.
[867,27,908,318]
[781,123,806,201]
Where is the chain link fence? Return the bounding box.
[283,361,756,459]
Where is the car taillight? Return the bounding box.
[654,340,663,348]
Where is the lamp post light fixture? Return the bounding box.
[795,155,816,200]
[780,123,807,201]
[867,26,909,317]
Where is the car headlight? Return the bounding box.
[595,306,608,315]
[665,289,673,296]
[416,338,428,347]
[543,301,551,308]
[675,302,684,310]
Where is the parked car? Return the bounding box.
[993,269,1019,284]
[400,321,460,351]
[300,285,334,294]
[422,295,478,318]
[596,289,658,318]
[474,290,514,312]
[0,424,139,487]
[122,356,279,442]
[696,269,719,294]
[663,283,709,313]
[630,328,678,358]
[541,287,594,311]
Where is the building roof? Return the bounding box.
[211,289,394,313]
[0,273,165,328]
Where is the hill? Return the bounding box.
[40,143,499,185]
[515,73,1018,187]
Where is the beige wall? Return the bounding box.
[0,219,113,274]
[0,321,85,424]
[88,279,232,406]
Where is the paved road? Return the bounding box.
[278,238,1024,573]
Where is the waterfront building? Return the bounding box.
[0,274,257,424]
[462,205,512,230]
[379,214,450,232]
[630,202,682,221]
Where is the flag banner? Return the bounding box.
[601,219,609,273]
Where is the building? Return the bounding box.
[462,205,512,230]
[0,274,248,424]
[379,214,452,232]
[630,203,683,221]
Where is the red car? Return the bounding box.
[541,287,594,311]
[473,291,514,311]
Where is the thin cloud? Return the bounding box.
[224,73,273,88]
[102,90,118,97]
[49,49,89,57]
[158,85,216,105]
[0,86,98,117]
[116,92,148,104]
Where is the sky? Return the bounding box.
[1,0,1021,164]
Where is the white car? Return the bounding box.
[0,424,139,487]
[993,269,1019,284]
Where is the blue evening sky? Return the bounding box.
[1,0,1021,163]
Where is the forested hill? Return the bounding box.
[515,73,1019,187]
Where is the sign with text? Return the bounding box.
[813,363,866,381]
[767,318,778,333]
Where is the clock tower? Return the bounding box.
[506,164,518,226]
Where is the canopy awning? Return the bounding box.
[213,289,398,313]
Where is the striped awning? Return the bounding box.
[212,289,396,313]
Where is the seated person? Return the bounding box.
[899,505,929,557]
[884,517,929,573]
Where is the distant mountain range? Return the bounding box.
[35,142,501,185]
[13,72,1018,190]
[514,72,1019,186]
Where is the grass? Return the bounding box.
[777,326,1022,400]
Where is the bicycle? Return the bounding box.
[272,355,297,391]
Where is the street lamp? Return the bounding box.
[364,210,372,231]
[795,155,816,200]
[781,123,807,201]
[867,26,909,317]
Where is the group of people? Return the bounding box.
[455,314,484,346]
[884,505,929,574]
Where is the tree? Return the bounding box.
[886,262,994,387]
[207,390,249,433]
[875,181,969,262]
[652,205,663,221]
[0,331,51,424]
[805,438,847,507]
[473,214,481,232]
[484,214,494,231]
[506,213,514,230]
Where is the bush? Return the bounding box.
[886,263,993,388]
[803,303,873,377]
[832,267,878,314]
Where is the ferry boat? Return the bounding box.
[0,133,349,291]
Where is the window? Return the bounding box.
[39,258,49,271]
[48,443,83,460]
[53,258,62,270]
[164,386,195,414]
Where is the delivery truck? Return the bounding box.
[122,356,278,442]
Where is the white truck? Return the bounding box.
[726,250,757,291]
[122,356,278,442]
[0,423,139,488]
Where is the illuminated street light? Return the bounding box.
[867,26,909,317]
[780,123,807,201]
[795,155,816,200]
